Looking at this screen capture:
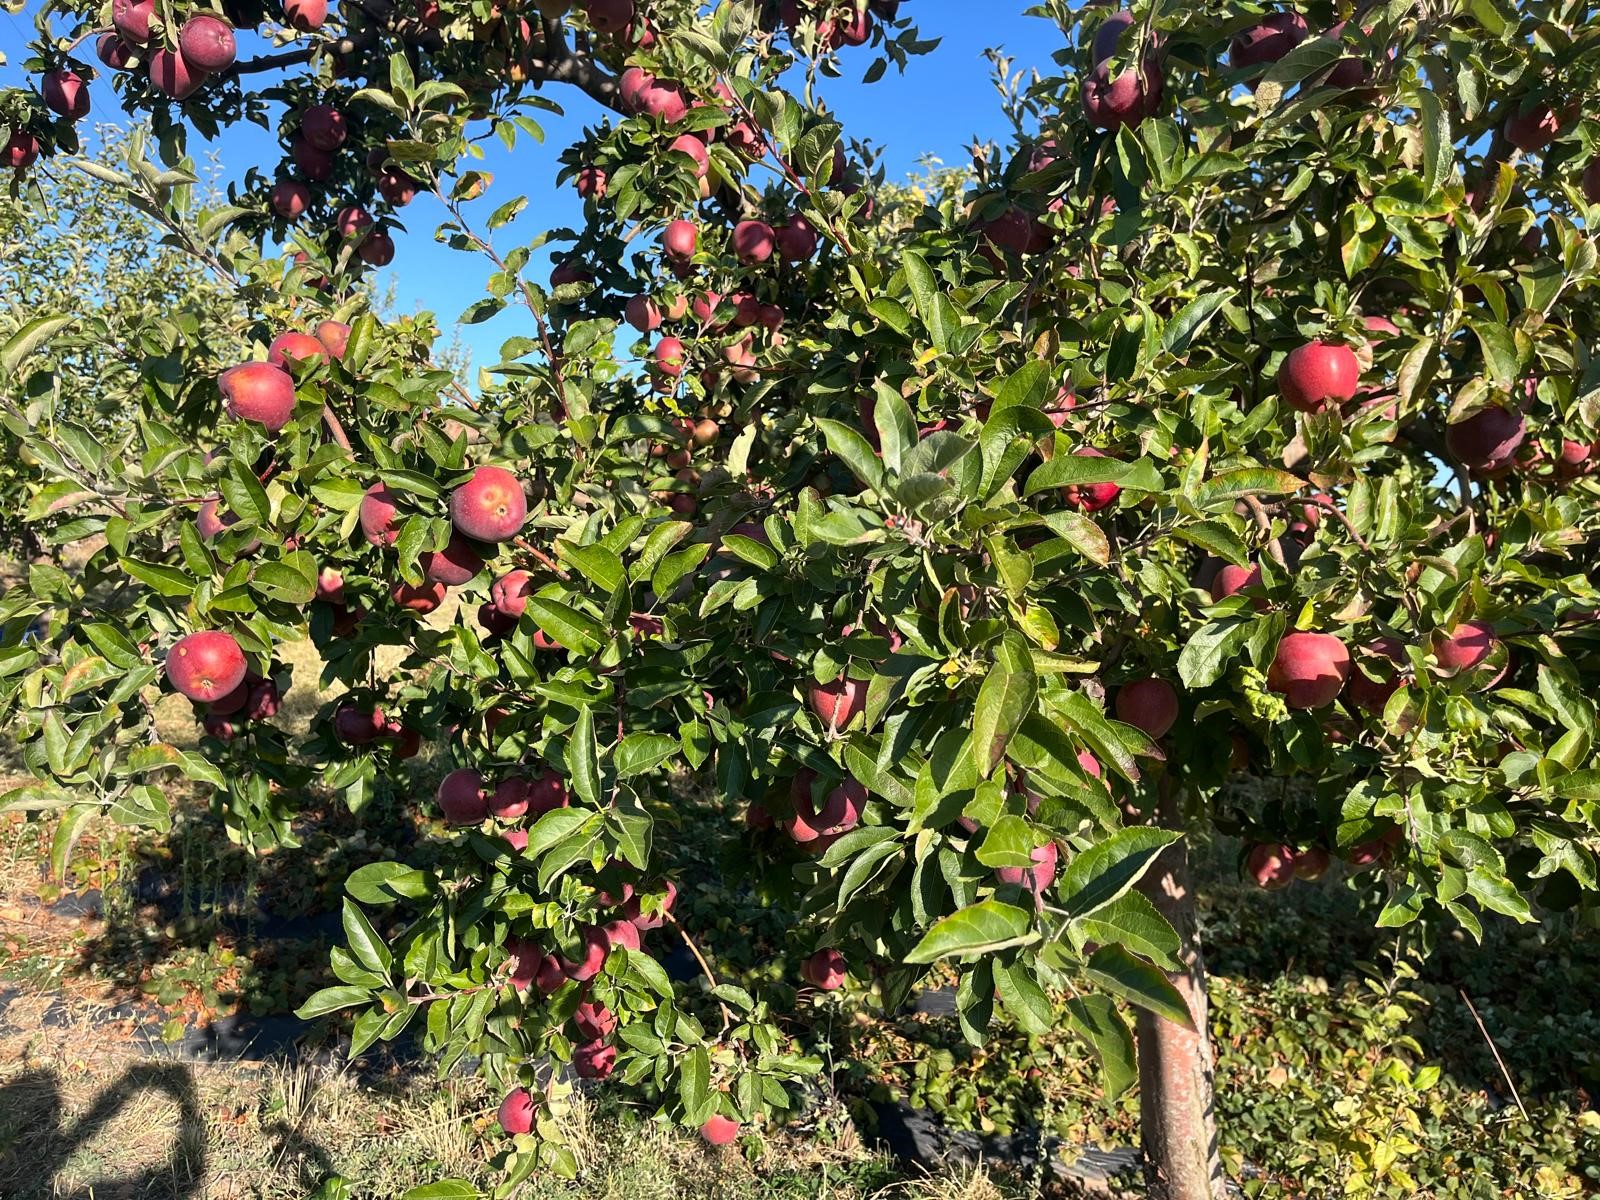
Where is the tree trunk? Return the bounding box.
[1136,785,1229,1200]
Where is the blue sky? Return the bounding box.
[1,3,1063,363]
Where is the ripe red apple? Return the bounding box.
[1583,159,1600,205]
[775,216,819,262]
[219,361,296,431]
[391,579,446,613]
[572,1040,616,1079]
[1210,562,1263,603]
[585,0,633,33]
[490,776,530,819]
[377,167,417,206]
[1503,101,1561,152]
[420,532,485,585]
[1230,12,1308,72]
[389,726,422,758]
[652,336,686,378]
[996,840,1060,896]
[268,331,326,367]
[292,138,334,181]
[1060,447,1121,512]
[498,1087,535,1135]
[622,880,677,930]
[525,772,569,816]
[315,320,351,358]
[195,498,257,550]
[269,180,311,220]
[573,999,617,1041]
[1321,21,1374,90]
[209,679,250,715]
[668,133,709,178]
[333,705,386,744]
[450,465,527,541]
[1278,341,1360,413]
[285,0,328,31]
[112,0,155,42]
[1430,620,1500,675]
[562,925,609,982]
[662,219,698,261]
[357,230,395,267]
[700,1115,740,1146]
[1446,405,1525,473]
[3,130,40,170]
[359,483,401,546]
[802,948,847,990]
[437,768,488,825]
[1246,843,1297,889]
[490,569,534,618]
[730,292,761,327]
[178,15,237,73]
[625,295,662,332]
[166,631,247,702]
[732,220,776,264]
[1267,631,1351,709]
[42,70,90,121]
[150,48,207,99]
[97,35,135,69]
[201,713,237,740]
[1081,58,1161,131]
[808,675,866,731]
[575,166,607,198]
[1114,677,1179,738]
[335,204,372,239]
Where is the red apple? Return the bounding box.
[1114,677,1179,738]
[1278,341,1360,413]
[1267,632,1351,709]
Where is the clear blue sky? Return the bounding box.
[2,3,1063,364]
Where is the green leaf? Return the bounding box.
[1073,890,1181,970]
[678,1046,713,1122]
[567,705,600,806]
[1161,290,1235,355]
[993,960,1054,1035]
[971,632,1037,778]
[400,1181,481,1200]
[1084,944,1193,1029]
[1177,618,1255,689]
[1065,994,1137,1100]
[526,807,595,858]
[1,314,74,383]
[342,899,393,977]
[615,733,678,778]
[525,598,605,653]
[904,899,1037,964]
[816,417,886,492]
[1055,827,1180,921]
[1023,452,1130,498]
[1192,469,1304,510]
[975,814,1040,869]
[556,541,625,594]
[1416,89,1452,196]
[295,985,374,1020]
[345,862,432,905]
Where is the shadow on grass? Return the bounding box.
[0,1062,213,1199]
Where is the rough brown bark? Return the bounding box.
[1136,785,1229,1200]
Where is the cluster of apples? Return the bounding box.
[773,0,900,53]
[164,630,283,740]
[495,872,677,1104]
[269,100,412,269]
[1245,826,1401,888]
[434,765,570,832]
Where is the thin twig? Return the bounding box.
[667,912,734,1032]
[1457,988,1528,1120]
[1241,494,1286,567]
[515,537,569,580]
[1310,495,1372,553]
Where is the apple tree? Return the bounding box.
[3,1,1600,1198]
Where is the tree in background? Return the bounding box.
[2,3,1599,1198]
